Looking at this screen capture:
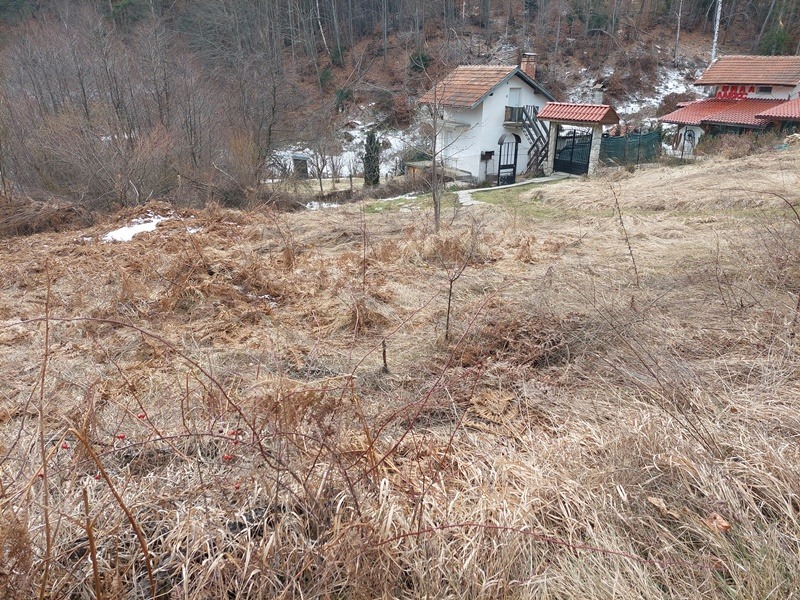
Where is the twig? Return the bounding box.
[82,488,104,600]
[37,260,53,600]
[608,181,640,287]
[70,428,156,599]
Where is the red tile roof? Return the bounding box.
[661,98,786,127]
[419,66,513,108]
[418,65,553,109]
[756,97,800,120]
[694,55,800,87]
[536,102,620,124]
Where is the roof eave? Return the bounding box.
[694,79,800,87]
[468,68,557,108]
[513,69,558,101]
[702,120,771,128]
[659,115,701,126]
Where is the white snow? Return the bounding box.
[567,65,698,122]
[306,201,341,211]
[381,192,419,202]
[272,117,419,182]
[100,210,201,242]
[102,212,168,242]
[614,66,698,118]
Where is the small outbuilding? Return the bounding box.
[291,153,310,179]
[536,103,620,176]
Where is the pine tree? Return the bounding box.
[363,130,380,187]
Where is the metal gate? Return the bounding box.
[497,133,520,186]
[553,128,592,175]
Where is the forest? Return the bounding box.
[0,0,797,210]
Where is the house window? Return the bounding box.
[757,86,772,94]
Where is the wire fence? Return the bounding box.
[600,130,662,165]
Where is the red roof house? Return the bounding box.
[660,55,800,153]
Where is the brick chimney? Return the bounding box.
[520,53,537,79]
[592,82,605,104]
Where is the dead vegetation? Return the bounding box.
[0,195,93,238]
[1,146,800,598]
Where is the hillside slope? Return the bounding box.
[2,147,800,597]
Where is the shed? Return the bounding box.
[291,153,310,179]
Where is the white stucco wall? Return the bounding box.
[673,125,703,155]
[438,73,551,182]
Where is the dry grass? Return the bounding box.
[2,146,800,598]
[0,195,94,238]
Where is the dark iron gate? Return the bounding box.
[497,133,520,186]
[553,128,593,175]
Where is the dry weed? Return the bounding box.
[3,147,800,597]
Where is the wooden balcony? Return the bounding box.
[504,105,525,124]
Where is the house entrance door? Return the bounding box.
[497,133,520,186]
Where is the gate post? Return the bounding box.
[545,122,558,176]
[587,124,603,175]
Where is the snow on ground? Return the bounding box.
[101,211,201,242]
[614,66,698,119]
[102,211,169,242]
[274,112,419,181]
[306,201,341,211]
[566,64,698,123]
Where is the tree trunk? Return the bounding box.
[674,0,683,66]
[754,0,778,52]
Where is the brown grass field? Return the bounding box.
[2,145,800,598]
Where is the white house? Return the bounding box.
[418,55,555,184]
[661,55,800,153]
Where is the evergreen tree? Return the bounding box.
[363,130,380,187]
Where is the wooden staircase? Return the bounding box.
[519,105,549,175]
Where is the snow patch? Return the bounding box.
[380,192,419,202]
[568,65,698,122]
[102,212,169,242]
[274,118,416,181]
[614,66,698,118]
[306,201,341,211]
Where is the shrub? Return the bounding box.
[319,67,334,89]
[695,130,782,159]
[409,49,431,72]
[334,88,353,112]
[656,92,696,117]
[363,130,381,187]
